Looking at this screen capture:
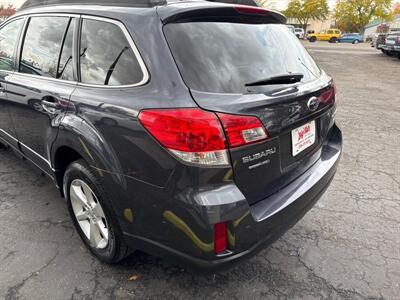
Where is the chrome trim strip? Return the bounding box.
[0,129,54,173]
[11,72,78,86]
[18,141,53,168]
[0,129,18,143]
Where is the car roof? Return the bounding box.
[19,0,258,10]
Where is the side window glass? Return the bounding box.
[327,30,333,34]
[20,16,70,78]
[0,19,24,71]
[79,19,144,86]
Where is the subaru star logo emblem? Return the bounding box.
[307,97,319,111]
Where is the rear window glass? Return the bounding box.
[164,23,320,94]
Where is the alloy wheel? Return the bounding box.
[70,179,109,249]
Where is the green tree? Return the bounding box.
[284,0,329,31]
[334,0,393,33]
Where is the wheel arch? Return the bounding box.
[51,114,122,196]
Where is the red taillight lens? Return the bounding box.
[234,5,269,15]
[214,222,228,254]
[139,108,269,165]
[138,108,229,166]
[139,108,226,152]
[217,113,268,148]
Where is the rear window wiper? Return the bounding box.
[245,73,304,87]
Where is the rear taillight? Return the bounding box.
[138,108,229,166]
[333,83,337,97]
[319,84,336,105]
[214,222,228,254]
[217,113,268,148]
[138,108,269,166]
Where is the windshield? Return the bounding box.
[164,22,321,94]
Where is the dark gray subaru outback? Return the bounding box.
[0,0,342,271]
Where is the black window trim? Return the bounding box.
[77,15,149,88]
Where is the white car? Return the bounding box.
[294,28,305,39]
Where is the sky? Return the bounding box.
[2,0,25,8]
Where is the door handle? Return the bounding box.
[41,96,61,113]
[41,100,60,109]
[41,96,61,109]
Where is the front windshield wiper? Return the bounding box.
[245,73,304,87]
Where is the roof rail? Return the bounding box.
[20,0,167,10]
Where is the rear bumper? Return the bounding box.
[382,45,400,51]
[123,124,342,272]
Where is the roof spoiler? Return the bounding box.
[160,4,287,25]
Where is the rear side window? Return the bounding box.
[79,19,144,86]
[327,30,333,34]
[0,19,24,71]
[164,22,321,94]
[20,17,71,78]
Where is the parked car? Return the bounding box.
[0,0,342,271]
[287,24,295,34]
[375,33,387,50]
[307,29,342,43]
[294,28,305,39]
[381,32,400,57]
[339,33,363,44]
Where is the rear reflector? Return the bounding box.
[214,222,228,254]
[217,113,268,148]
[139,108,269,166]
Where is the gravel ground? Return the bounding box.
[0,42,399,300]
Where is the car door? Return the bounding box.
[5,15,78,174]
[0,17,25,149]
[318,30,326,41]
[326,30,334,41]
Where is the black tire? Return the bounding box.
[353,40,359,44]
[309,36,316,43]
[330,37,337,43]
[63,159,131,263]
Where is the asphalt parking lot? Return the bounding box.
[1,42,399,300]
